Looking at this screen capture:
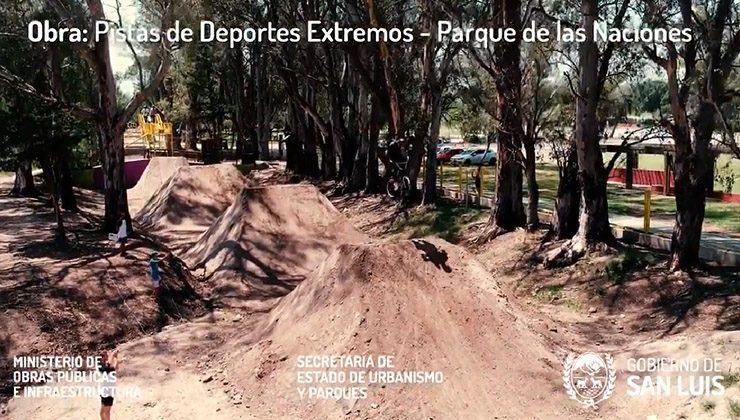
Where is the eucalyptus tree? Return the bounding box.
[641,0,740,270]
[539,0,640,264]
[0,0,175,231]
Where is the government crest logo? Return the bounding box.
[563,352,616,408]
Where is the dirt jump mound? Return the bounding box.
[224,238,575,419]
[184,184,368,308]
[128,156,189,213]
[135,164,249,253]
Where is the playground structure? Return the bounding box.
[124,115,289,162]
[137,113,174,157]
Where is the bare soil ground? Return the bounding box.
[333,196,740,419]
[220,237,580,419]
[0,182,209,411]
[2,167,739,420]
[477,231,740,414]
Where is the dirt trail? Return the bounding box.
[5,315,256,420]
[184,184,368,310]
[135,164,249,254]
[128,157,189,214]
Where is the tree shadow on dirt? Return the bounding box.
[137,178,230,227]
[495,234,739,344]
[0,230,208,405]
[559,248,740,337]
[0,182,214,392]
[181,186,355,310]
[330,194,402,236]
[191,231,307,308]
[649,268,740,336]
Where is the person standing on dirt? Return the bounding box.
[116,215,128,256]
[148,253,166,296]
[99,349,120,420]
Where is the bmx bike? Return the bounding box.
[386,160,411,200]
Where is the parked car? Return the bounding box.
[437,147,464,163]
[450,149,482,165]
[470,149,496,165]
[450,148,496,165]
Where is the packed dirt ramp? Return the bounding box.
[222,237,578,419]
[184,184,368,308]
[135,163,250,253]
[127,156,189,213]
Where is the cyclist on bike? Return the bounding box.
[386,138,408,178]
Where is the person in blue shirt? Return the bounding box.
[148,253,163,295]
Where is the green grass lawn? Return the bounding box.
[435,163,560,197]
[433,162,740,233]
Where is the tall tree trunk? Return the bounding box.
[326,53,350,185]
[573,0,611,244]
[10,161,37,197]
[406,136,425,194]
[553,146,580,239]
[39,155,66,244]
[410,0,435,195]
[423,92,444,204]
[493,124,526,229]
[256,47,270,160]
[285,102,303,172]
[670,102,714,270]
[489,0,526,231]
[229,44,256,165]
[365,97,380,193]
[352,137,368,189]
[88,0,132,233]
[660,0,734,271]
[302,119,320,178]
[100,125,130,232]
[58,148,77,211]
[489,0,525,230]
[186,120,198,150]
[523,152,539,230]
[352,83,369,190]
[367,0,400,138]
[261,102,272,161]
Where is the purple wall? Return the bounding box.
[93,159,150,190]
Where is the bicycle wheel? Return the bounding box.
[402,176,411,195]
[386,178,402,198]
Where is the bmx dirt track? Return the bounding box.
[5,181,582,419]
[6,176,738,419]
[127,156,189,215]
